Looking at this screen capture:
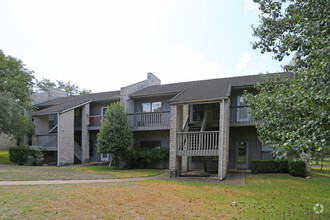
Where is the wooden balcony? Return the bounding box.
[230,106,255,127]
[128,111,170,131]
[36,134,57,151]
[176,131,219,156]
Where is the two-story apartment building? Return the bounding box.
[31,72,291,180]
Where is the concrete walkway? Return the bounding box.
[0,171,246,186]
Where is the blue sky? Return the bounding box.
[0,0,291,92]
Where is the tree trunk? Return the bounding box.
[321,156,324,171]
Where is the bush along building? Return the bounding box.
[31,72,291,180]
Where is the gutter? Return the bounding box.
[57,113,60,167]
[170,96,229,105]
[220,99,225,181]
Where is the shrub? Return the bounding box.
[28,146,44,166]
[128,148,169,168]
[250,160,288,174]
[288,160,305,177]
[9,146,30,165]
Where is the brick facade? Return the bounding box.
[59,110,74,165]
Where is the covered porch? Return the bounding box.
[169,99,230,180]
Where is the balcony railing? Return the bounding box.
[36,134,57,151]
[176,131,219,156]
[230,106,254,126]
[128,111,170,131]
[89,115,103,127]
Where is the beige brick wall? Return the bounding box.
[59,110,74,165]
[34,115,49,135]
[0,133,16,149]
[218,99,230,180]
[169,105,183,177]
[120,73,161,113]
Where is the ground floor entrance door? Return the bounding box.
[236,141,249,169]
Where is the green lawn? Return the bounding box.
[312,158,330,166]
[0,150,14,164]
[0,169,329,219]
[0,164,164,181]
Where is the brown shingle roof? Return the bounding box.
[131,72,292,103]
[33,91,120,115]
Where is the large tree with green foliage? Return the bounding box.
[0,50,35,144]
[35,78,91,96]
[245,0,329,161]
[96,102,133,168]
[0,50,34,108]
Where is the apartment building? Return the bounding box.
[32,72,290,180]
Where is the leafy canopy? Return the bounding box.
[96,102,133,166]
[0,50,35,143]
[245,0,329,158]
[0,50,34,108]
[35,78,91,96]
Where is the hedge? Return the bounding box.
[9,146,30,165]
[288,160,306,177]
[250,160,288,174]
[128,148,169,168]
[9,145,44,165]
[251,159,306,177]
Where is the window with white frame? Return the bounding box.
[141,102,162,112]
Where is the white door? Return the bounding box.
[236,141,249,169]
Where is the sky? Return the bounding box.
[0,0,291,93]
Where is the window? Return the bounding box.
[49,114,58,130]
[191,104,204,121]
[261,145,274,160]
[141,102,162,112]
[101,107,108,115]
[237,96,250,121]
[140,141,161,149]
[142,103,151,112]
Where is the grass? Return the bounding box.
[0,170,329,219]
[312,158,330,167]
[0,150,14,164]
[0,150,163,180]
[0,164,164,181]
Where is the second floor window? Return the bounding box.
[141,102,162,113]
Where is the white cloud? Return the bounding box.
[261,53,272,59]
[147,48,227,84]
[244,0,259,12]
[236,52,252,72]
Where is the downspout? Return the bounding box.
[57,113,60,166]
[220,99,225,180]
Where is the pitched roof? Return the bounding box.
[33,91,120,115]
[130,72,292,103]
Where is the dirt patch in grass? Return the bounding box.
[0,172,329,219]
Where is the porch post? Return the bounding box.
[169,105,183,178]
[81,103,90,163]
[181,104,189,172]
[218,99,230,180]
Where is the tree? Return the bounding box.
[96,102,133,168]
[313,146,330,171]
[0,50,34,109]
[0,50,35,144]
[0,92,35,145]
[245,0,329,168]
[35,78,91,96]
